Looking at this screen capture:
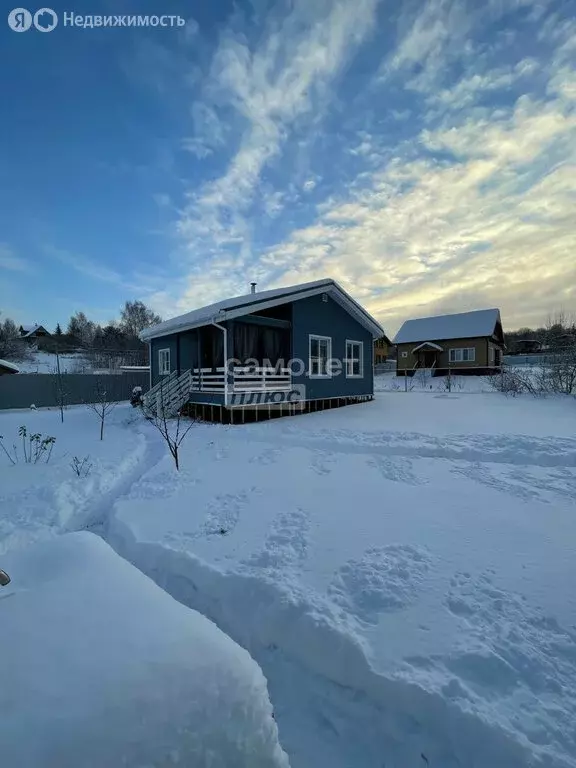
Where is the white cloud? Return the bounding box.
[0,244,31,273]
[154,0,576,336]
[44,246,128,287]
[176,0,380,276]
[257,76,576,335]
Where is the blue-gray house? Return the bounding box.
[140,278,385,422]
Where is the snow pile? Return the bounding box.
[0,532,289,768]
[0,357,20,373]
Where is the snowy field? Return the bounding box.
[15,351,87,374]
[1,390,576,767]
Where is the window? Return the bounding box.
[345,340,363,377]
[489,346,495,364]
[158,348,170,375]
[449,347,475,363]
[309,335,332,377]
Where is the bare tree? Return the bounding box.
[87,379,117,440]
[0,314,30,361]
[120,300,161,338]
[143,384,196,471]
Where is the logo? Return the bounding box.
[34,7,57,31]
[8,7,32,30]
[228,385,306,411]
[7,6,57,31]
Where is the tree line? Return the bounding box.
[0,301,161,361]
[504,311,576,354]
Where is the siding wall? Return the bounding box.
[148,294,376,400]
[150,330,205,388]
[291,294,374,399]
[0,372,149,410]
[396,337,493,371]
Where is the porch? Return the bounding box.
[412,341,443,372]
[191,365,292,396]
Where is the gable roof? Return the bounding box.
[20,324,48,337]
[393,308,501,344]
[140,278,385,341]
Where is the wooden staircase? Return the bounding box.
[142,370,192,418]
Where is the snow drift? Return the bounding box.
[0,532,289,768]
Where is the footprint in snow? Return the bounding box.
[248,447,281,466]
[445,570,576,715]
[310,449,335,476]
[367,455,425,485]
[327,544,432,624]
[242,507,310,573]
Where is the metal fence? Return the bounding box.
[0,372,149,411]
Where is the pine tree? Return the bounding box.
[55,323,63,336]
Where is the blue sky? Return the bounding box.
[1,0,575,337]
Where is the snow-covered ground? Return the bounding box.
[16,351,89,374]
[1,392,576,767]
[0,533,288,768]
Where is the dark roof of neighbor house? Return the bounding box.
[394,308,501,345]
[0,358,20,373]
[20,324,48,337]
[140,278,386,341]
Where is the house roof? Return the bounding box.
[412,341,443,353]
[394,308,501,344]
[20,324,48,337]
[0,358,20,373]
[140,278,385,341]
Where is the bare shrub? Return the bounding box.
[143,382,197,471]
[86,379,117,440]
[71,455,93,477]
[0,426,56,465]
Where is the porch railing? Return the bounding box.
[191,366,291,394]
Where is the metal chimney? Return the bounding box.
[250,282,257,294]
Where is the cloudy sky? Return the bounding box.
[1,0,574,336]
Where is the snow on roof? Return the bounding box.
[412,341,443,352]
[394,308,501,344]
[20,324,47,337]
[0,358,20,373]
[140,278,385,341]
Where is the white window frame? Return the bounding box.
[158,348,171,376]
[345,339,364,378]
[309,334,332,378]
[449,347,475,363]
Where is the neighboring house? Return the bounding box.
[513,339,543,354]
[0,359,20,375]
[140,278,385,422]
[374,334,391,365]
[19,324,50,339]
[394,308,505,376]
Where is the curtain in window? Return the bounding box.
[234,323,289,365]
[234,323,260,364]
[200,326,224,368]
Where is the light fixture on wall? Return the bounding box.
[322,293,328,302]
